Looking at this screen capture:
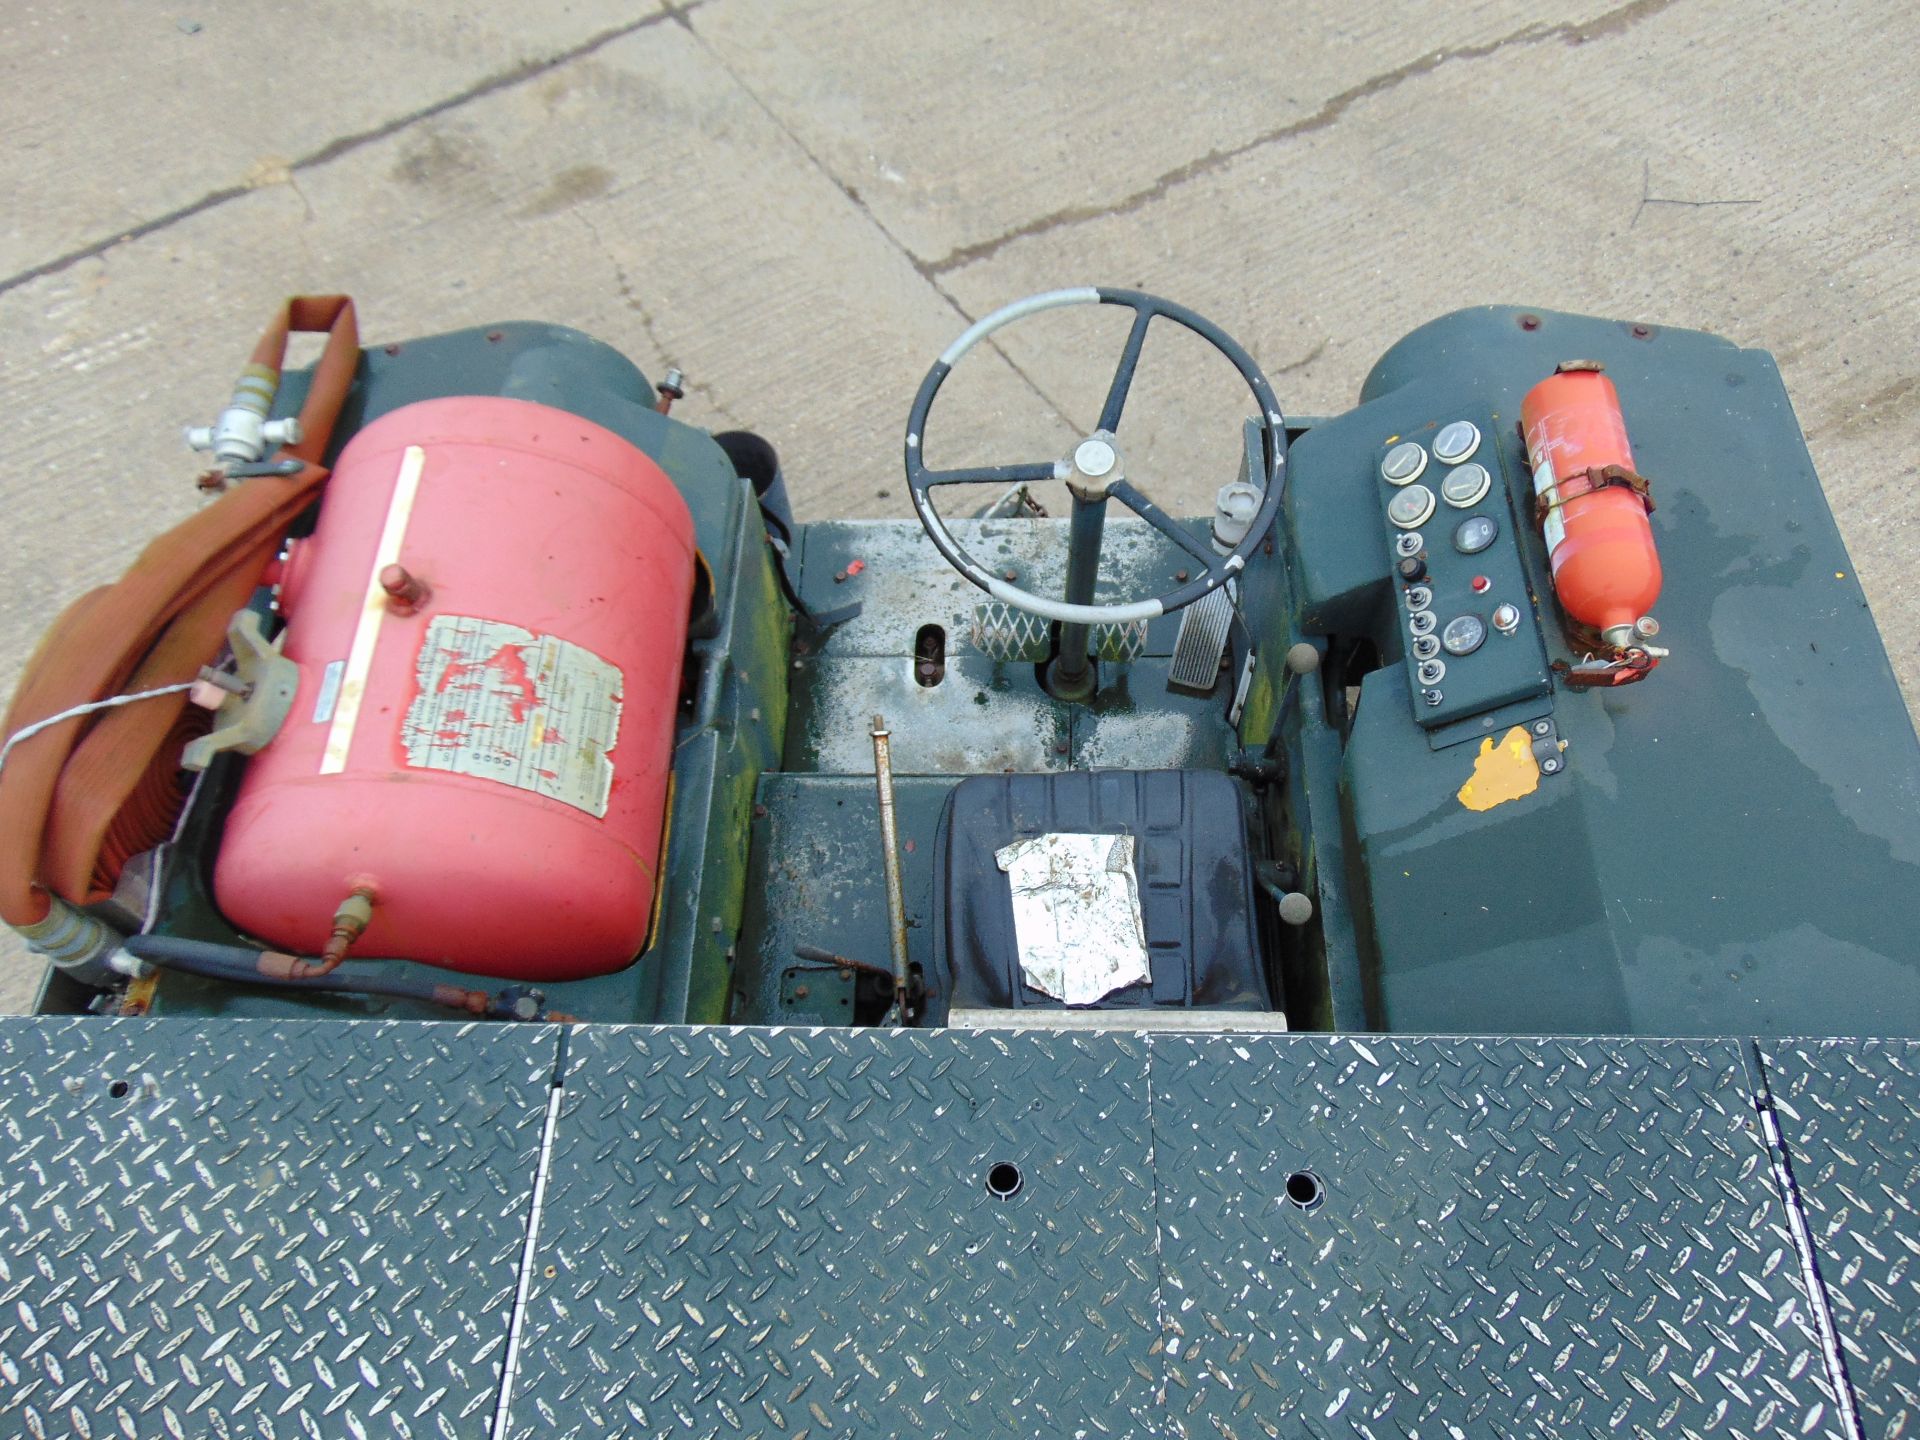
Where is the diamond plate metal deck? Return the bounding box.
[3,1020,1913,1438]
[1151,1034,1846,1439]
[1761,1039,1920,1440]
[504,1026,1160,1439]
[0,1017,559,1440]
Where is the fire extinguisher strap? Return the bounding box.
[1533,463,1656,527]
[1555,648,1660,689]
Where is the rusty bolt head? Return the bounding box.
[1629,323,1655,340]
[1175,569,1189,583]
[752,803,768,820]
[1518,314,1542,332]
[792,984,810,1001]
[1003,569,1018,582]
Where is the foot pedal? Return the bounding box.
[971,603,1050,662]
[1168,586,1234,693]
[971,603,1148,664]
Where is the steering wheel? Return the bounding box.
[903,287,1289,624]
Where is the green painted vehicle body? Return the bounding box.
[56,305,1919,1042]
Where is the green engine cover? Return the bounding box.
[1287,306,1920,1036]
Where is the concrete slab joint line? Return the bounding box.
[922,0,1686,276]
[667,2,1086,436]
[0,2,705,298]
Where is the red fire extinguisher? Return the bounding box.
[1521,362,1665,686]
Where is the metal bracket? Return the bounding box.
[181,610,300,771]
[1528,715,1567,776]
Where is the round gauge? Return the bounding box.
[1387,483,1436,529]
[1453,513,1499,554]
[1381,441,1428,485]
[1441,613,1488,656]
[1433,420,1482,464]
[1441,462,1492,508]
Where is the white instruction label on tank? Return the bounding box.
[311,659,346,724]
[402,616,624,817]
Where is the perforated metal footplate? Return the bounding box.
[505,1027,1160,1439]
[0,1016,558,1440]
[1762,1039,1920,1439]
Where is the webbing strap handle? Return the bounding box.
[0,297,360,926]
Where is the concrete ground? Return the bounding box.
[1,0,1914,1010]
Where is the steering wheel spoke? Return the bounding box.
[1107,478,1223,570]
[1096,303,1156,434]
[920,460,1062,488]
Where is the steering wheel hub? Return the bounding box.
[1068,434,1122,495]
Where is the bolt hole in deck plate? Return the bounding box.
[986,1159,1024,1197]
[1282,1168,1323,1211]
[107,1077,130,1098]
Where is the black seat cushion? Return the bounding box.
[933,770,1271,1012]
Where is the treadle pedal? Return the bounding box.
[1167,586,1234,693]
[971,603,1148,664]
[971,602,1051,662]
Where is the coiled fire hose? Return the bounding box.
[0,297,361,972]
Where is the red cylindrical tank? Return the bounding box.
[214,396,695,979]
[1520,367,1661,644]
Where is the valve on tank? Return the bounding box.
[1520,361,1666,687]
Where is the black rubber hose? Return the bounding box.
[123,934,480,1011]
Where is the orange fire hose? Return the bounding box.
[0,297,360,932]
